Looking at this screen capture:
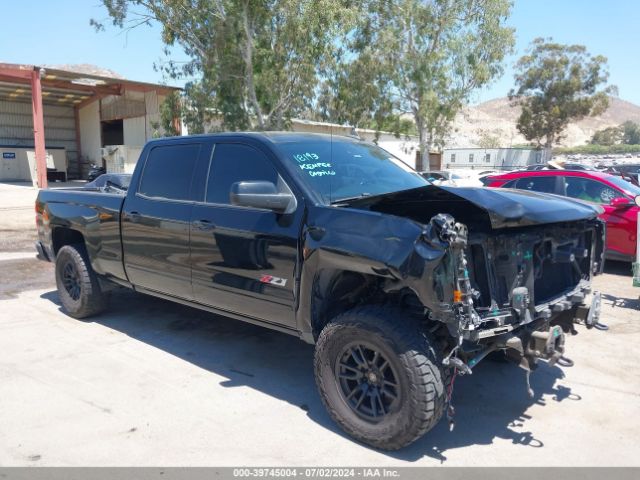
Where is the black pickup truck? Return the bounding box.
[36,132,605,450]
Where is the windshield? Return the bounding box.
[605,174,640,196]
[276,138,428,203]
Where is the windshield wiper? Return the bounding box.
[331,193,373,205]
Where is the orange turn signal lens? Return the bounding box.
[453,290,462,302]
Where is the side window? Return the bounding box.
[139,144,200,200]
[514,176,556,193]
[206,143,279,204]
[501,179,519,189]
[564,177,622,204]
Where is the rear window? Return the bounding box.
[139,144,201,200]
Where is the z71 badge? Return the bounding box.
[259,275,287,287]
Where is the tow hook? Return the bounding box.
[586,291,608,330]
[526,325,566,366]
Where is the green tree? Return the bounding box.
[323,0,514,168]
[158,91,182,136]
[316,48,396,133]
[621,121,640,145]
[510,38,616,148]
[590,126,622,146]
[477,131,501,148]
[94,0,355,131]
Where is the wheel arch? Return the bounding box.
[308,268,425,342]
[52,227,86,256]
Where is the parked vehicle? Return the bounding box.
[525,162,594,172]
[604,163,640,186]
[84,173,132,192]
[485,170,640,262]
[562,163,596,171]
[86,163,106,182]
[422,169,490,187]
[36,133,605,450]
[420,170,460,185]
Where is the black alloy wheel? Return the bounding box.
[335,342,400,421]
[55,244,108,318]
[61,260,81,301]
[314,305,448,450]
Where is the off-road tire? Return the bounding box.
[314,305,447,450]
[55,244,108,319]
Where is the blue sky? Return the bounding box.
[1,0,638,105]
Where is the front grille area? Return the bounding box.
[532,229,593,303]
[466,222,597,313]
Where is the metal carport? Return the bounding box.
[0,63,178,188]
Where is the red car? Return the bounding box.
[485,170,640,261]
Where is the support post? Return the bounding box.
[30,68,47,188]
[74,105,82,179]
[633,210,639,288]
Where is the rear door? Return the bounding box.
[190,141,301,328]
[122,141,209,299]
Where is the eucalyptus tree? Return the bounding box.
[326,0,514,168]
[510,38,616,148]
[94,0,356,131]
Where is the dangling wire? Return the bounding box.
[446,367,458,431]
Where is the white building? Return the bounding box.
[290,119,421,168]
[442,147,551,171]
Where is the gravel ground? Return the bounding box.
[0,181,638,466]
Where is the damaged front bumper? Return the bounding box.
[420,213,606,373]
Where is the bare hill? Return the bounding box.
[448,96,640,148]
[44,64,124,79]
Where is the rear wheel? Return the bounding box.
[314,306,447,450]
[55,244,108,318]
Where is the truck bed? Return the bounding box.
[36,189,127,282]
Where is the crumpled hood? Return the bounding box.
[343,185,601,229]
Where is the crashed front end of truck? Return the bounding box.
[346,185,606,398]
[422,213,604,378]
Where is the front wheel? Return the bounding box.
[55,244,108,319]
[314,306,447,450]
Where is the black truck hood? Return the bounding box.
[341,185,601,230]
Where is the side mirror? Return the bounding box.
[230,181,295,214]
[635,195,640,207]
[610,196,633,209]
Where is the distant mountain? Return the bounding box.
[44,64,124,79]
[447,96,640,148]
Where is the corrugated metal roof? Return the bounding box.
[0,63,179,106]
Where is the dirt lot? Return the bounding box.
[0,181,639,466]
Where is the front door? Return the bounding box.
[563,176,633,257]
[190,142,301,328]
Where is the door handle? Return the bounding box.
[193,219,215,231]
[128,211,141,223]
